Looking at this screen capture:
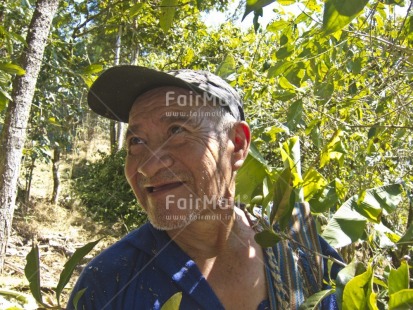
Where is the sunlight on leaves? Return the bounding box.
[159,0,179,32]
[161,292,182,310]
[322,0,369,35]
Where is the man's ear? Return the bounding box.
[231,121,251,171]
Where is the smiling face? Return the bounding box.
[124,87,238,230]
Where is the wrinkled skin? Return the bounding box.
[125,87,242,230]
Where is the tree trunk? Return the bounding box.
[116,122,126,151]
[110,25,126,153]
[51,147,61,205]
[0,0,60,272]
[0,2,6,59]
[24,156,36,206]
[110,120,117,153]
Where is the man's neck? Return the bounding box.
[166,206,268,310]
[166,207,250,260]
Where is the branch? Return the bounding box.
[252,212,348,268]
[348,124,413,130]
[280,232,348,268]
[346,30,413,56]
[71,0,128,39]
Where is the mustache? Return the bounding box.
[138,169,194,187]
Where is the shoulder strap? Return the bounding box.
[246,202,324,310]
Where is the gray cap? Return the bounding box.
[87,65,245,123]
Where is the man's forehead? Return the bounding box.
[127,89,201,129]
[129,86,209,120]
[133,86,195,106]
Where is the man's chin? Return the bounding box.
[148,213,199,231]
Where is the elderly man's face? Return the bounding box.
[125,87,235,230]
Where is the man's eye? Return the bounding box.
[170,126,184,135]
[129,137,144,145]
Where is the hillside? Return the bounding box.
[0,135,121,309]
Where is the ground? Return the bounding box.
[0,129,121,309]
[1,198,120,309]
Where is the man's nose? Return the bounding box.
[137,149,174,178]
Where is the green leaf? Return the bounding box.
[371,183,403,214]
[389,289,413,310]
[250,141,271,167]
[55,239,101,305]
[398,223,413,245]
[79,64,103,75]
[251,195,264,205]
[383,0,405,5]
[215,54,236,79]
[235,142,272,205]
[278,0,296,5]
[0,89,11,112]
[0,289,38,309]
[322,184,401,248]
[242,0,276,20]
[276,46,294,59]
[267,61,294,78]
[322,183,402,247]
[272,90,296,101]
[253,8,263,32]
[80,74,96,88]
[322,0,369,35]
[280,136,303,188]
[335,259,366,307]
[264,124,290,142]
[308,183,339,213]
[130,3,144,17]
[320,130,346,168]
[267,20,290,33]
[72,287,87,310]
[6,29,28,47]
[298,289,335,310]
[342,265,377,310]
[161,292,182,310]
[388,262,410,295]
[279,76,296,90]
[303,168,328,202]
[159,0,178,32]
[321,200,367,248]
[271,166,293,227]
[357,194,383,223]
[286,99,303,130]
[254,229,280,247]
[0,63,26,75]
[24,245,43,305]
[373,222,398,248]
[314,80,335,102]
[359,184,403,222]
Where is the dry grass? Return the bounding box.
[1,128,121,308]
[2,198,119,308]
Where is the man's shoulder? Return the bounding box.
[69,224,161,293]
[80,222,159,274]
[67,223,164,309]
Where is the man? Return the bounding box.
[68,66,342,310]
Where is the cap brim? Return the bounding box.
[88,65,203,123]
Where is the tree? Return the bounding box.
[0,0,60,271]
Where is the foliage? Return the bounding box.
[1,0,413,308]
[0,239,99,309]
[161,292,183,310]
[332,259,413,310]
[236,136,412,308]
[0,0,31,114]
[72,149,147,230]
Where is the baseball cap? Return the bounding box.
[87,65,245,123]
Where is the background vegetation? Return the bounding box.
[0,0,412,308]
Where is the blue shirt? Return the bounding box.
[68,204,342,309]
